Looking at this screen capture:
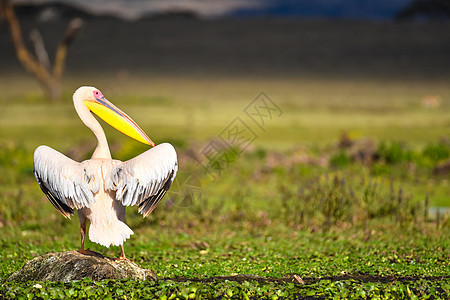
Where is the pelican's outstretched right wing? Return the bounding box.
[33,145,98,218]
[106,143,178,217]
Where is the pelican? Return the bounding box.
[33,86,178,260]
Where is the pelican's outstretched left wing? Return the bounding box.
[106,143,178,217]
[33,145,98,218]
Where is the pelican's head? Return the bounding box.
[73,86,155,146]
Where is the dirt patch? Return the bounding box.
[166,274,449,284]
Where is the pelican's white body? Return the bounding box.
[77,159,133,247]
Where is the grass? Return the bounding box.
[0,75,449,299]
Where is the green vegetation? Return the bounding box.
[0,76,449,299]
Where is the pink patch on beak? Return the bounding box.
[93,90,104,100]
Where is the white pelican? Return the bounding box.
[33,86,178,260]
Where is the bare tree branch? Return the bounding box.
[30,29,51,71]
[53,18,83,80]
[1,0,53,84]
[1,0,83,100]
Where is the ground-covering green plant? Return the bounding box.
[0,138,448,299]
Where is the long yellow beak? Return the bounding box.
[84,97,155,146]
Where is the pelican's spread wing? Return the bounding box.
[107,143,178,217]
[33,145,98,218]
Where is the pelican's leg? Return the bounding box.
[117,244,128,260]
[78,222,97,256]
[79,222,87,254]
[116,203,129,261]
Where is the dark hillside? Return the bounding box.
[1,17,449,80]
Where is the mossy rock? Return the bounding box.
[7,251,157,282]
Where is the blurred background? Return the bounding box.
[2,0,450,79]
[0,2,449,295]
[0,0,449,250]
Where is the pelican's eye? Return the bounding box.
[93,90,104,100]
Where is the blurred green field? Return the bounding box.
[1,75,449,148]
[0,75,449,298]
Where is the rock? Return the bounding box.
[7,251,157,282]
[433,160,450,176]
[338,132,353,148]
[337,133,377,165]
[347,138,376,165]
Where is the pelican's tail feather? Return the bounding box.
[88,220,134,247]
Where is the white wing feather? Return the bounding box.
[33,145,98,218]
[105,143,178,217]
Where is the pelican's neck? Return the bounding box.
[74,98,112,159]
